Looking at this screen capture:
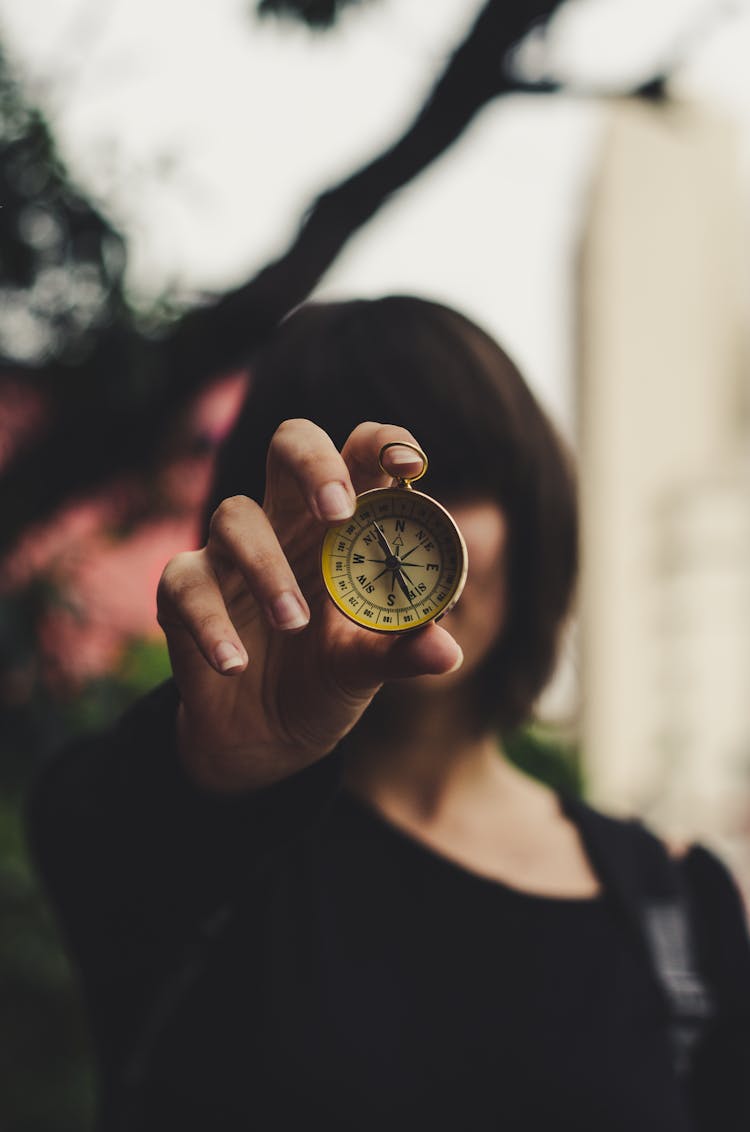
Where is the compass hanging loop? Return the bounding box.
[378,442,429,490]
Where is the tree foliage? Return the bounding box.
[0,48,129,370]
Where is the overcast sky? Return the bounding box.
[1,0,749,431]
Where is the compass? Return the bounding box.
[321,443,468,633]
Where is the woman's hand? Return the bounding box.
[156,420,463,792]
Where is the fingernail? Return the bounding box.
[215,641,245,673]
[446,647,464,674]
[387,446,423,470]
[316,482,353,521]
[270,591,309,631]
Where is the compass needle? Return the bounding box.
[371,522,394,558]
[394,569,417,610]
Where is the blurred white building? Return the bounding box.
[577,99,750,889]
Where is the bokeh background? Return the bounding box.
[2,0,750,1127]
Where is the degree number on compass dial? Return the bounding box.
[320,487,468,633]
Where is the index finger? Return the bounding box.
[264,418,357,523]
[341,422,426,495]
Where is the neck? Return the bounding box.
[343,682,524,821]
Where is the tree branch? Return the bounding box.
[0,0,593,554]
[163,0,564,388]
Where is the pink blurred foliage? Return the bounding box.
[3,370,248,688]
[0,376,48,471]
[36,515,199,688]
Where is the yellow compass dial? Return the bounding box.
[321,486,467,633]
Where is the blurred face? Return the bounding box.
[421,497,509,687]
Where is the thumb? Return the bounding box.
[340,624,463,694]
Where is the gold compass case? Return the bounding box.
[321,481,468,633]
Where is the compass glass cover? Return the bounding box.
[321,487,466,632]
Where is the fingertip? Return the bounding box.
[391,623,463,677]
[315,481,355,523]
[214,641,248,674]
[380,445,425,480]
[423,625,463,675]
[269,591,310,632]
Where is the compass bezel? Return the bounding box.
[320,486,468,634]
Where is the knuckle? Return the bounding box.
[271,418,313,448]
[157,550,202,601]
[160,553,207,599]
[243,546,288,595]
[169,573,208,609]
[374,422,419,449]
[246,544,274,577]
[346,421,381,448]
[269,420,345,493]
[195,610,224,638]
[209,495,258,542]
[296,447,330,481]
[211,494,252,523]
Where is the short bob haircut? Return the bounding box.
[206,296,578,734]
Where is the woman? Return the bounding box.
[28,297,750,1130]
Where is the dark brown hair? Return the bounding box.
[207,296,578,732]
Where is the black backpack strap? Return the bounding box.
[560,794,716,1078]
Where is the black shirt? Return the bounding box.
[27,683,750,1131]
